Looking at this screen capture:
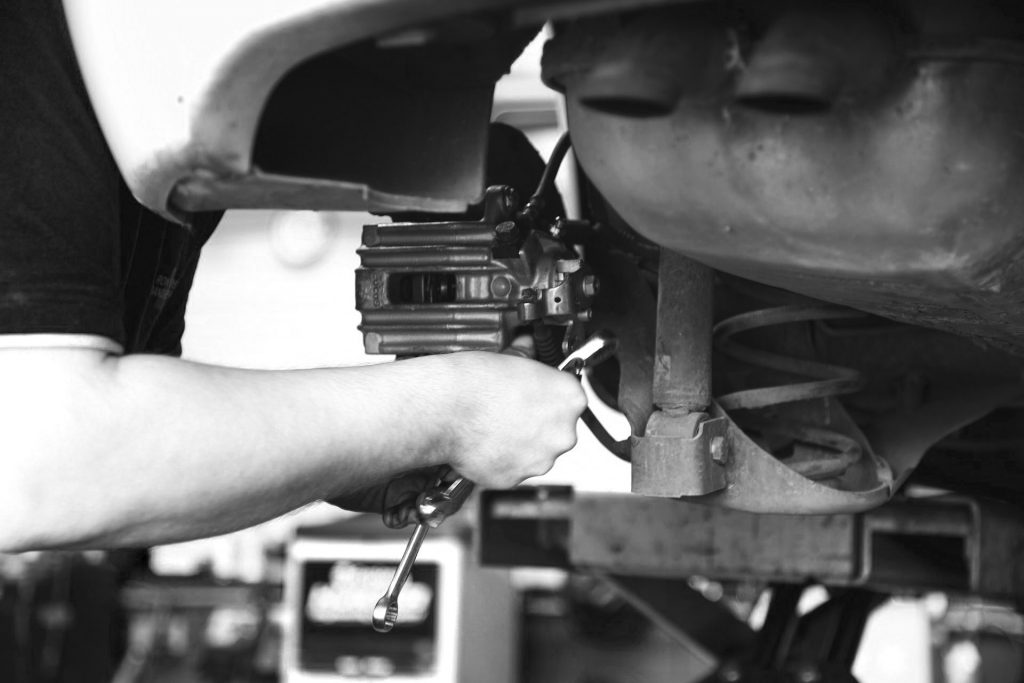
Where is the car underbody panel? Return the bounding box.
[546,0,1024,357]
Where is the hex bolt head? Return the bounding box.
[582,274,600,297]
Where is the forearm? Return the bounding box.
[0,350,456,550]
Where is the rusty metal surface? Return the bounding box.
[632,250,723,494]
[553,492,1024,599]
[633,294,896,509]
[704,400,893,514]
[632,414,728,497]
[858,497,1024,598]
[550,1,1024,353]
[653,252,714,412]
[569,493,858,582]
[629,276,1020,512]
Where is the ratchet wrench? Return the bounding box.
[371,332,618,633]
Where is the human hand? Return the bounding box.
[327,336,587,522]
[433,346,588,488]
[326,466,459,528]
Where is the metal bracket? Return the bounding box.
[631,413,728,497]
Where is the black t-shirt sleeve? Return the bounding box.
[0,0,125,345]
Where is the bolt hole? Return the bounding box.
[554,297,562,304]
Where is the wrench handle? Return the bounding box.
[385,522,429,598]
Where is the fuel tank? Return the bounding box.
[545,0,1024,354]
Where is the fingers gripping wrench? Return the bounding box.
[371,332,618,633]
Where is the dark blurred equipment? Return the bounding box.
[481,486,1024,681]
[933,600,1024,683]
[698,585,886,683]
[0,553,124,683]
[284,515,518,683]
[113,579,279,683]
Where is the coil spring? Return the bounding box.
[713,305,867,482]
[533,322,565,367]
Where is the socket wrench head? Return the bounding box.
[557,331,619,375]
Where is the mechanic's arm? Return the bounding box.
[0,346,586,552]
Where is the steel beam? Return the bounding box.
[479,488,1024,601]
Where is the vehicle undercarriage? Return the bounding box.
[66,0,1024,678]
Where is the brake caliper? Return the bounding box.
[355,185,596,355]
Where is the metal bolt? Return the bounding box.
[576,310,593,322]
[710,435,728,465]
[581,274,600,298]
